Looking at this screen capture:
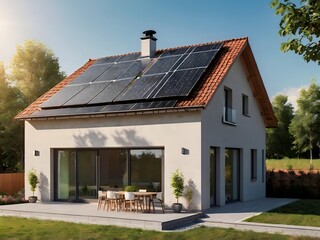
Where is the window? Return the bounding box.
[223,87,236,124]
[251,149,257,181]
[262,149,265,183]
[242,94,249,116]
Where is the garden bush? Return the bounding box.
[266,170,320,199]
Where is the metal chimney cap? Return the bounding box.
[141,30,157,41]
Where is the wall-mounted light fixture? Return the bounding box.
[34,150,40,156]
[181,148,189,155]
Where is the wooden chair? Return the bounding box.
[124,192,142,212]
[137,189,147,209]
[150,192,165,213]
[97,190,106,210]
[104,191,121,211]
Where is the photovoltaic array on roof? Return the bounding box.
[36,42,223,118]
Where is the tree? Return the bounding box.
[0,62,25,172]
[10,40,66,103]
[271,0,320,64]
[289,81,320,162]
[266,95,294,158]
[0,40,66,172]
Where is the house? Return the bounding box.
[16,30,277,210]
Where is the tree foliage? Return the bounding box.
[0,40,65,172]
[0,62,25,172]
[266,95,294,158]
[271,0,320,64]
[289,81,320,161]
[10,40,65,103]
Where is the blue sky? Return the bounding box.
[0,0,319,105]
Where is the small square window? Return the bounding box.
[242,94,249,116]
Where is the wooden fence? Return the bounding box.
[0,173,24,195]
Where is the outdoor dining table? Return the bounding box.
[117,191,157,213]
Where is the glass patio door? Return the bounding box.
[77,150,97,199]
[225,148,240,203]
[210,147,217,207]
[56,150,76,200]
[55,149,97,201]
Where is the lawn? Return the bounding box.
[267,159,320,170]
[246,200,320,228]
[0,216,316,240]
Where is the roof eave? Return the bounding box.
[240,42,277,128]
[18,105,205,121]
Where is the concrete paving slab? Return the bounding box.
[200,198,320,238]
[203,198,297,223]
[0,202,201,231]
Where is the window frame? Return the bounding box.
[242,94,249,117]
[251,149,257,181]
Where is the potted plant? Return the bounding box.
[28,169,39,203]
[124,185,137,192]
[170,169,184,213]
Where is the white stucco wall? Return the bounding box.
[24,56,268,211]
[201,57,266,209]
[25,111,202,209]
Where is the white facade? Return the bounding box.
[24,57,266,210]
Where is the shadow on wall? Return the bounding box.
[73,130,107,147]
[39,172,49,201]
[183,178,199,211]
[112,129,151,146]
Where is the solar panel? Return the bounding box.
[39,42,224,112]
[154,68,204,98]
[178,50,219,70]
[63,82,112,106]
[30,105,105,118]
[116,53,141,62]
[160,47,190,57]
[116,60,144,79]
[93,61,134,82]
[193,43,223,53]
[115,74,166,101]
[93,56,121,65]
[145,56,181,75]
[101,103,135,112]
[149,100,177,108]
[40,84,88,109]
[69,64,112,85]
[89,78,132,104]
[131,102,153,110]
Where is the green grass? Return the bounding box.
[246,200,320,228]
[267,159,320,170]
[0,217,316,240]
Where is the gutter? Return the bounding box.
[19,105,205,121]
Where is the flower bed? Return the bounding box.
[0,190,28,205]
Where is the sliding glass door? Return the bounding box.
[78,150,97,199]
[54,148,163,201]
[56,150,76,200]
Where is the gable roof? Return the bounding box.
[15,37,277,127]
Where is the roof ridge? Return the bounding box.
[156,37,248,53]
[91,37,249,61]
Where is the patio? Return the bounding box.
[0,202,202,231]
[0,198,307,233]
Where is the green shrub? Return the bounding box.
[124,185,137,192]
[27,169,39,196]
[170,169,184,203]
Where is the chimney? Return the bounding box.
[140,30,157,58]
